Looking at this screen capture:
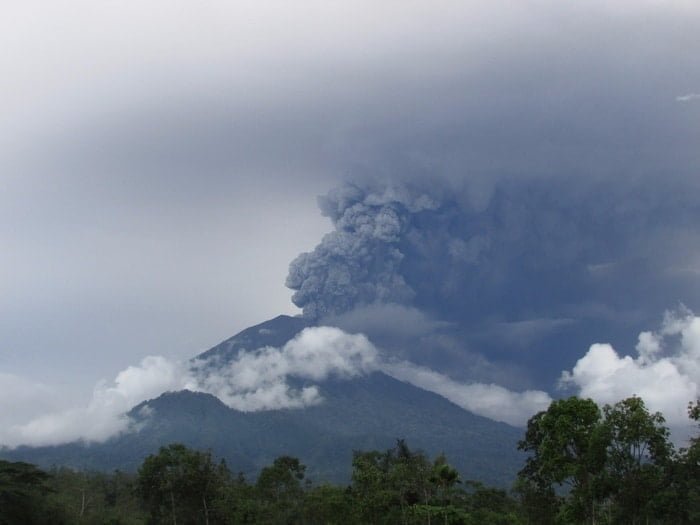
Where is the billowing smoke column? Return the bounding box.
[286,178,700,386]
[286,184,439,318]
[288,178,700,323]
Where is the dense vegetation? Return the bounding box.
[1,396,698,524]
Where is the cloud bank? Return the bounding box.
[4,310,699,448]
[192,326,378,411]
[0,357,198,448]
[561,308,700,430]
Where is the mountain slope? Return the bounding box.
[196,314,310,363]
[2,316,526,486]
[4,373,523,486]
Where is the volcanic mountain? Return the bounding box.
[3,315,525,486]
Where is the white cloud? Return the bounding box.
[382,361,552,426]
[191,326,378,411]
[6,310,699,449]
[676,93,700,102]
[560,309,700,433]
[1,324,554,447]
[0,356,196,448]
[0,327,378,447]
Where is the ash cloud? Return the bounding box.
[286,184,437,319]
[287,179,700,387]
[288,179,700,322]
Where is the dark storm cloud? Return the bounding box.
[2,1,699,414]
[12,1,699,198]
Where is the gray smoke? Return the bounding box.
[286,177,700,387]
[286,184,439,319]
[288,178,700,321]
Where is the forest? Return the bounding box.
[1,396,698,525]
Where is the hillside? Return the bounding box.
[2,316,525,486]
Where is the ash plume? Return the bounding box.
[286,177,700,388]
[288,178,700,323]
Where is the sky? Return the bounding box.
[1,1,700,446]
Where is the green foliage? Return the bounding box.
[653,399,700,525]
[516,396,686,525]
[517,397,607,524]
[0,460,59,525]
[302,485,355,525]
[601,396,672,524]
[46,467,146,524]
[137,443,227,524]
[255,456,307,524]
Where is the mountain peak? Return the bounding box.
[196,314,311,363]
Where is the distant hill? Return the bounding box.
[2,316,525,487]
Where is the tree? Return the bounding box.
[351,440,440,525]
[211,472,261,525]
[303,484,356,525]
[351,449,397,524]
[653,399,700,524]
[137,443,227,525]
[512,477,558,525]
[683,399,700,524]
[0,460,59,525]
[601,396,673,525]
[517,397,607,524]
[255,456,307,524]
[389,439,434,521]
[45,467,146,524]
[429,453,460,508]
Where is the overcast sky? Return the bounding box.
[2,1,700,433]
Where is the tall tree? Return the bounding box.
[601,396,673,525]
[137,443,226,525]
[0,460,58,525]
[255,456,307,524]
[517,397,608,524]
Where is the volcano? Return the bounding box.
[3,315,525,486]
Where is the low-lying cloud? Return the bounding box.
[0,357,199,448]
[0,326,552,447]
[192,326,378,411]
[382,360,552,426]
[0,328,376,447]
[5,310,698,448]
